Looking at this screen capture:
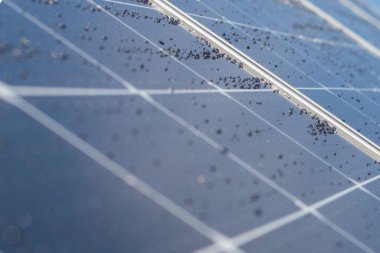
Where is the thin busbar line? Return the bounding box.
[199,0,380,131]
[7,85,380,97]
[297,0,380,58]
[7,1,378,252]
[99,0,360,49]
[6,86,269,97]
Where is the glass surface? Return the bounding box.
[1,0,380,252]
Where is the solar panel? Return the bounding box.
[0,0,380,252]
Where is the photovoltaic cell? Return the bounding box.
[0,6,123,88]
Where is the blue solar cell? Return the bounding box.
[0,101,211,253]
[0,6,122,88]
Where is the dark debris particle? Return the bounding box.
[254,208,263,217]
[250,193,260,203]
[132,0,151,5]
[299,109,307,115]
[288,107,294,116]
[308,118,336,136]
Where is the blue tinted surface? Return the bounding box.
[242,214,362,253]
[1,0,380,252]
[320,189,380,251]
[26,95,301,236]
[0,6,122,88]
[309,0,380,48]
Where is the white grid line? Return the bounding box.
[7,85,380,97]
[3,0,380,252]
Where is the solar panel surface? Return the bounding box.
[0,0,380,252]
[169,0,380,147]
